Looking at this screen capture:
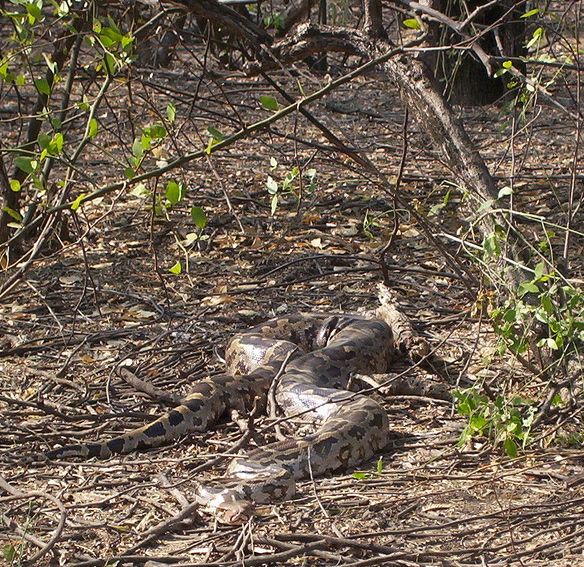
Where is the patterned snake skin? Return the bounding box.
[21,313,397,522]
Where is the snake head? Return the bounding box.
[316,316,342,347]
[195,481,254,524]
[215,500,254,524]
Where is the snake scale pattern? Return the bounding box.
[22,313,398,522]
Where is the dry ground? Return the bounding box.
[1,11,583,566]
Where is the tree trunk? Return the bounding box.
[422,0,527,106]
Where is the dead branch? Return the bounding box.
[265,23,371,65]
[161,0,272,46]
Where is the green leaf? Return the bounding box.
[103,52,118,74]
[145,124,167,139]
[403,18,421,29]
[518,281,539,297]
[2,206,22,222]
[26,1,42,23]
[38,133,51,149]
[0,58,9,81]
[503,308,517,323]
[132,137,144,159]
[169,261,182,275]
[533,261,545,281]
[124,167,135,179]
[14,156,34,174]
[3,543,16,562]
[35,78,51,96]
[71,193,87,211]
[537,337,558,350]
[100,24,123,48]
[284,166,299,188]
[551,393,563,408]
[42,52,57,74]
[207,127,225,142]
[259,95,279,111]
[10,180,21,192]
[130,183,149,198]
[52,132,64,154]
[453,390,475,416]
[477,198,494,214]
[352,472,367,480]
[166,102,176,124]
[88,118,98,139]
[165,180,182,205]
[141,135,152,153]
[78,96,90,112]
[121,33,134,51]
[206,127,226,154]
[502,60,513,69]
[482,233,500,259]
[376,456,383,474]
[469,414,488,433]
[540,294,553,315]
[190,206,207,229]
[526,27,544,50]
[521,8,540,18]
[266,175,278,195]
[271,194,278,215]
[503,437,518,458]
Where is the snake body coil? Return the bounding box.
[23,313,397,522]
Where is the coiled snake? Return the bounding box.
[20,313,400,523]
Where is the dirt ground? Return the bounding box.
[1,9,583,566]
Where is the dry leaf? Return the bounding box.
[201,294,235,307]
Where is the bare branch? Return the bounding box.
[268,23,370,65]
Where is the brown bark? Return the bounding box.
[265,24,370,66]
[279,0,318,36]
[400,0,527,105]
[170,0,272,45]
[362,0,386,39]
[135,13,188,68]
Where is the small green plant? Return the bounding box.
[0,4,135,243]
[428,186,452,217]
[362,210,377,239]
[352,456,384,480]
[125,123,168,179]
[263,11,284,30]
[3,542,19,563]
[265,157,316,215]
[205,126,226,154]
[490,262,584,357]
[454,388,536,457]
